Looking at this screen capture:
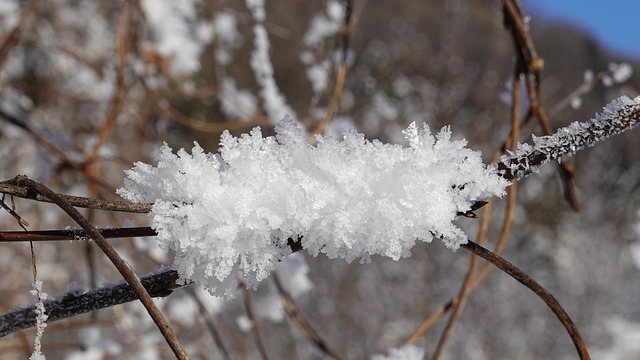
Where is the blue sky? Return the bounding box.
[524,0,640,59]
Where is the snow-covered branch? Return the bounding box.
[118,117,508,297]
[0,270,182,338]
[116,95,640,299]
[498,95,640,180]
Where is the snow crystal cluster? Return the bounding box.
[118,118,507,297]
[499,95,640,180]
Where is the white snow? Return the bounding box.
[371,344,425,360]
[29,281,48,360]
[213,12,242,65]
[140,0,205,75]
[245,0,294,122]
[303,0,344,48]
[219,77,259,119]
[118,118,507,297]
[609,62,633,84]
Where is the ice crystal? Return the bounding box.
[118,118,507,297]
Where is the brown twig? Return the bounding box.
[0,180,152,213]
[460,240,590,360]
[0,195,30,229]
[308,0,355,142]
[0,0,41,68]
[241,285,269,360]
[0,226,156,242]
[502,0,579,210]
[430,61,524,360]
[272,273,342,360]
[188,287,232,360]
[11,175,189,360]
[84,0,137,206]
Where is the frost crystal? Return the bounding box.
[29,280,48,360]
[118,118,507,297]
[499,96,640,180]
[371,344,425,360]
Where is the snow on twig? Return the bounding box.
[498,95,640,180]
[117,96,640,299]
[29,281,48,360]
[118,117,508,297]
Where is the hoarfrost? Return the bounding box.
[118,118,507,297]
[371,344,425,360]
[29,281,48,360]
[499,96,640,180]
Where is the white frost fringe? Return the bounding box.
[119,118,507,297]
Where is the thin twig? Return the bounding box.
[241,285,270,360]
[272,273,342,360]
[0,180,152,213]
[502,0,579,210]
[309,0,354,142]
[188,287,232,360]
[460,240,590,360]
[0,0,41,68]
[0,195,30,229]
[11,175,190,360]
[431,67,523,360]
[0,226,156,242]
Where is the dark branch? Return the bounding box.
[0,180,152,213]
[460,240,590,360]
[0,269,186,338]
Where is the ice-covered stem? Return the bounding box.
[29,281,48,360]
[0,269,183,337]
[497,96,640,181]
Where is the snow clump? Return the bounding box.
[117,117,507,297]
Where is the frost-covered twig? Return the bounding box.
[118,118,508,297]
[29,281,48,360]
[460,240,590,360]
[245,0,294,123]
[0,269,182,338]
[497,95,640,181]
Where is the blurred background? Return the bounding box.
[1,0,639,359]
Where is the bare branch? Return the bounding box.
[273,273,342,360]
[0,226,156,242]
[460,240,590,360]
[0,180,152,213]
